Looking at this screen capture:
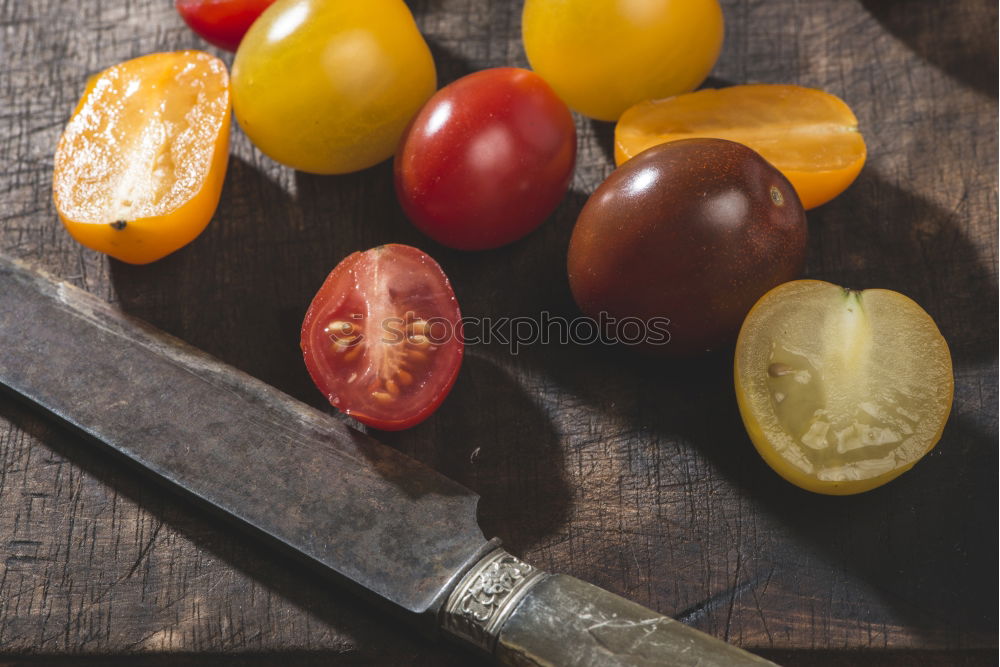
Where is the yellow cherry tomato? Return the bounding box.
[522,0,724,121]
[232,0,436,174]
[735,280,954,495]
[53,51,231,265]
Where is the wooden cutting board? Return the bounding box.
[0,0,996,664]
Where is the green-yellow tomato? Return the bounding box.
[232,0,436,174]
[522,0,724,121]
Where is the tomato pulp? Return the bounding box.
[53,51,231,264]
[395,67,576,250]
[735,280,953,494]
[301,245,464,431]
[615,85,867,210]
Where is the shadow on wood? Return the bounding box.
[859,0,998,96]
[381,354,571,556]
[807,173,998,365]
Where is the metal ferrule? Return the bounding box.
[439,547,548,653]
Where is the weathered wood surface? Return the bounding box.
[0,0,996,664]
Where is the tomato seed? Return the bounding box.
[768,363,794,377]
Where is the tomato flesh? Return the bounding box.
[735,280,954,494]
[52,51,230,265]
[301,245,463,431]
[175,0,277,52]
[395,67,576,250]
[614,85,867,210]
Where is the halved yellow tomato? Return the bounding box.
[735,280,953,495]
[53,51,230,265]
[615,85,866,209]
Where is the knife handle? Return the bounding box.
[440,548,777,666]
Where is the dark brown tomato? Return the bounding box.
[567,138,807,356]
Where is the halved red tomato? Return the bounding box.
[300,244,464,431]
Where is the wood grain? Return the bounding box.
[0,0,996,663]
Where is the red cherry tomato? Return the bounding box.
[300,244,464,431]
[175,0,277,52]
[395,67,576,251]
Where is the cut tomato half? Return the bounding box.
[615,84,866,209]
[300,244,464,431]
[52,51,231,264]
[735,280,953,494]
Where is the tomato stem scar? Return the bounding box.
[769,186,784,206]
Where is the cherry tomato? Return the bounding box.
[175,0,277,52]
[301,244,463,431]
[395,67,576,251]
[735,280,953,494]
[53,51,230,265]
[232,0,436,174]
[522,0,724,121]
[568,139,806,356]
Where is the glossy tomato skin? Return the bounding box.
[233,0,436,174]
[395,67,576,251]
[568,139,807,356]
[522,0,724,121]
[175,0,277,51]
[301,244,463,431]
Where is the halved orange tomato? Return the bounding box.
[53,51,231,265]
[615,84,866,209]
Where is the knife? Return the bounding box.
[0,255,775,666]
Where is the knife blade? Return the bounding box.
[0,255,776,666]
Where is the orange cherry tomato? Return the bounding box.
[615,85,867,209]
[53,51,231,265]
